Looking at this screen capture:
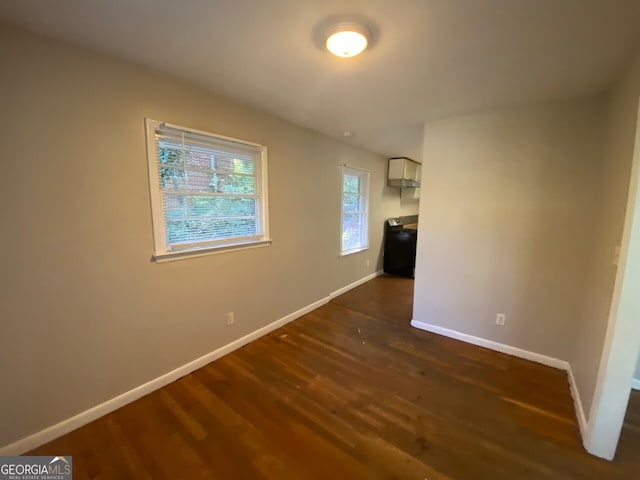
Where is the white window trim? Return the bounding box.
[145,119,271,262]
[339,164,370,257]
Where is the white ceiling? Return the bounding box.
[2,0,640,160]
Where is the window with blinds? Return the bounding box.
[145,119,270,261]
[340,165,370,256]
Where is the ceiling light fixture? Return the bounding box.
[325,22,370,58]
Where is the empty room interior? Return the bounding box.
[2,1,640,479]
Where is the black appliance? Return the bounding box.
[383,215,418,278]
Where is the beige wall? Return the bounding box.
[571,50,640,417]
[413,100,605,361]
[0,24,418,448]
[636,355,640,380]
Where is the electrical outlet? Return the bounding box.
[496,313,506,326]
[226,312,235,326]
[366,259,370,267]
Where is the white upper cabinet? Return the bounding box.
[388,157,421,187]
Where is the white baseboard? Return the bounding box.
[566,365,588,438]
[632,378,640,391]
[0,272,380,456]
[329,270,383,298]
[410,319,588,437]
[410,320,568,369]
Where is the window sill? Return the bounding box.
[152,239,272,263]
[340,246,369,257]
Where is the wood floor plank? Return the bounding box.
[27,276,639,478]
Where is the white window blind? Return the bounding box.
[340,165,370,256]
[145,119,270,261]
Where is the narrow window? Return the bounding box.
[340,165,370,255]
[145,119,270,261]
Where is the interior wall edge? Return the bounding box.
[582,94,640,461]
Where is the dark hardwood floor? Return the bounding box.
[30,275,639,479]
[616,389,640,472]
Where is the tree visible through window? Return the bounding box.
[340,166,370,255]
[145,119,270,260]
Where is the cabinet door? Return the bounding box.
[404,160,418,181]
[388,158,405,179]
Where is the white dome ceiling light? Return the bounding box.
[325,23,370,58]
